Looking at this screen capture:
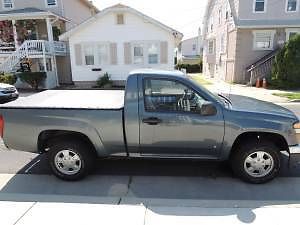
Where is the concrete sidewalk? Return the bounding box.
[2,195,300,225]
[189,74,295,103]
[1,174,300,224]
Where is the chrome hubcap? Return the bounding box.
[244,151,274,178]
[54,150,82,175]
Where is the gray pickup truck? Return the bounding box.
[0,69,299,183]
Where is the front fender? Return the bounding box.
[220,110,297,160]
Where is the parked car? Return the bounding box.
[0,69,299,183]
[0,83,19,104]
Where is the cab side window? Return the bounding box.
[144,79,206,113]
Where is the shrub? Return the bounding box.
[18,72,47,90]
[176,60,203,73]
[96,72,113,88]
[271,34,300,88]
[0,73,17,85]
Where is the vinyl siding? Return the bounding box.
[62,0,94,31]
[68,11,177,81]
[238,0,300,20]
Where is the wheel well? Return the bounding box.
[38,130,97,155]
[230,132,289,156]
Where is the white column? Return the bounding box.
[46,17,54,42]
[11,20,19,48]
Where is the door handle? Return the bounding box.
[142,117,162,125]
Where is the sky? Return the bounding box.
[92,0,208,40]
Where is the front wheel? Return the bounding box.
[231,141,281,184]
[48,138,96,181]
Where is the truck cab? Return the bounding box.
[125,70,225,159]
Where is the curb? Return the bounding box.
[1,193,300,208]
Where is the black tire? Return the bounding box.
[48,137,96,181]
[230,140,281,184]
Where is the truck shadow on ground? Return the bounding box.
[0,153,300,223]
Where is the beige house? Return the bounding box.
[202,0,300,84]
[0,0,98,88]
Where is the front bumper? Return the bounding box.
[289,145,300,167]
[0,92,19,104]
[289,144,300,154]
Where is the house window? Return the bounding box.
[3,0,13,9]
[218,9,222,25]
[133,44,144,64]
[220,34,225,53]
[116,14,124,25]
[254,0,266,12]
[208,40,215,54]
[286,28,300,41]
[97,44,109,65]
[83,45,95,65]
[286,0,298,12]
[192,44,196,51]
[147,43,159,64]
[253,30,275,50]
[46,0,57,7]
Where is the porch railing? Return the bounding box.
[0,40,67,72]
[246,49,280,86]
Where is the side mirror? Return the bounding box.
[200,102,217,116]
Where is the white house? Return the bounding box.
[60,4,183,86]
[177,28,203,64]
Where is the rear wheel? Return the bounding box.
[231,141,281,184]
[48,138,96,181]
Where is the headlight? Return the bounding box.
[293,122,300,129]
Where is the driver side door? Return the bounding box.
[139,77,224,158]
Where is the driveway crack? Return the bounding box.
[14,202,37,225]
[118,175,133,205]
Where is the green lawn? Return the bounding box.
[273,92,300,100]
[188,73,213,86]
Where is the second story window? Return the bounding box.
[286,0,298,12]
[192,44,196,51]
[208,40,215,54]
[46,0,57,7]
[3,0,13,9]
[218,9,222,25]
[254,0,266,13]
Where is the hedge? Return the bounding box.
[18,72,47,90]
[175,61,203,73]
[271,34,300,88]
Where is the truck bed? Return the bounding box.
[0,90,125,109]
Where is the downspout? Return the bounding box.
[61,0,65,17]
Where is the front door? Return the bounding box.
[139,77,224,158]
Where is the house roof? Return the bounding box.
[59,3,183,41]
[237,19,300,28]
[0,7,69,21]
[0,8,45,15]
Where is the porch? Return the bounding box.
[0,9,69,88]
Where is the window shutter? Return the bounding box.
[160,41,168,64]
[110,43,118,65]
[74,44,83,65]
[124,42,132,64]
